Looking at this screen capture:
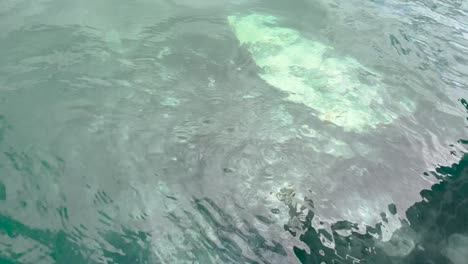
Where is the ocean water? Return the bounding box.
[0,0,467,263]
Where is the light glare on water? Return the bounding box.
[0,0,467,263]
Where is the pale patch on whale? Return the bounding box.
[228,13,415,132]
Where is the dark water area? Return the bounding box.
[295,117,468,264]
[0,0,467,263]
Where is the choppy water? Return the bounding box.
[0,0,467,263]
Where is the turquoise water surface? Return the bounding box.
[0,0,467,263]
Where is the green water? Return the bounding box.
[0,0,467,263]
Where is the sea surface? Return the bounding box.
[0,0,467,263]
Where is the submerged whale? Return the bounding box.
[228,13,415,132]
[226,13,426,246]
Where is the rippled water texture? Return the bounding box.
[0,0,467,263]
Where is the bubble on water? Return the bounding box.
[207,77,216,88]
[157,46,171,59]
[160,96,180,107]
